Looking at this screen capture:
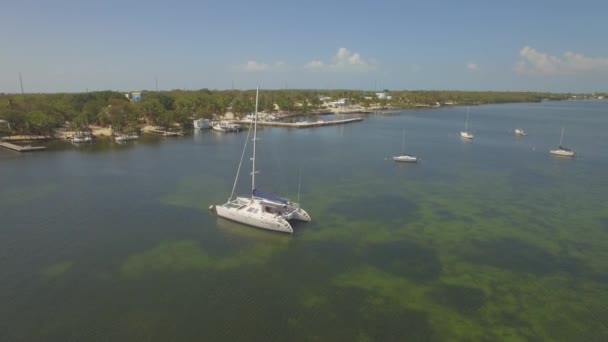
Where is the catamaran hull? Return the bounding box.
[215,205,294,233]
[291,208,311,222]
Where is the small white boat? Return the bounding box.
[212,121,241,132]
[393,155,418,162]
[393,129,418,163]
[515,128,527,136]
[460,107,474,139]
[115,133,139,142]
[550,128,575,157]
[460,131,474,139]
[72,134,93,143]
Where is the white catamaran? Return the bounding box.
[211,87,311,233]
[460,107,474,139]
[392,129,418,163]
[550,127,575,157]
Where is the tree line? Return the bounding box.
[0,89,571,137]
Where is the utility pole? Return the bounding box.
[19,72,24,94]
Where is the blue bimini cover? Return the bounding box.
[253,188,289,204]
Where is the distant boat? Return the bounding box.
[460,107,474,139]
[212,121,241,132]
[550,127,575,157]
[193,118,211,129]
[392,129,418,163]
[115,133,139,142]
[515,128,527,136]
[211,87,311,233]
[71,132,93,143]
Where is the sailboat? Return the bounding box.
[211,87,311,233]
[460,107,474,139]
[392,129,418,162]
[515,128,527,136]
[550,127,575,157]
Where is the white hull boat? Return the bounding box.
[393,155,418,162]
[515,128,527,136]
[550,128,575,157]
[212,87,311,233]
[392,129,418,163]
[212,121,241,132]
[550,149,575,157]
[115,134,139,142]
[72,135,93,143]
[460,131,474,139]
[460,107,474,139]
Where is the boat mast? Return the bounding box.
[465,107,469,131]
[401,129,405,154]
[251,86,259,196]
[559,127,564,146]
[297,168,302,204]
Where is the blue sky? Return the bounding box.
[1,0,607,93]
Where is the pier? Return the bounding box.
[0,141,46,152]
[144,127,184,136]
[237,117,363,128]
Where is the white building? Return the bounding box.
[329,98,350,108]
[376,92,392,100]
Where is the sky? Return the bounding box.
[1,0,607,93]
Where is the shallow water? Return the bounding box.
[1,101,607,341]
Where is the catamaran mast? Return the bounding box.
[251,87,259,196]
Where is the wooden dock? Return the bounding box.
[0,141,46,152]
[145,128,183,136]
[237,117,363,128]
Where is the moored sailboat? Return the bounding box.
[550,127,575,157]
[211,87,311,233]
[392,129,418,163]
[460,107,474,139]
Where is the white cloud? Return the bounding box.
[305,47,374,71]
[241,60,269,72]
[239,60,288,72]
[516,46,608,75]
[304,60,325,69]
[467,62,478,71]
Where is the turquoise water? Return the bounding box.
[1,101,607,341]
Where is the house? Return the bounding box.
[125,91,144,102]
[329,98,350,108]
[376,92,392,100]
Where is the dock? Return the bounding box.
[145,128,184,136]
[0,141,46,152]
[237,118,363,128]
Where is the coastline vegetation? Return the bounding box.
[0,89,579,137]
